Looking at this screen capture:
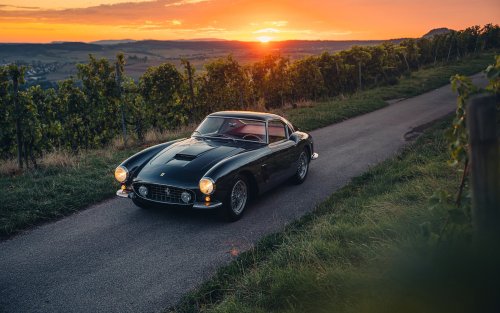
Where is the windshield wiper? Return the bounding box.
[211,133,236,143]
[192,130,206,138]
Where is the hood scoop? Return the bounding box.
[174,153,197,161]
[175,144,215,157]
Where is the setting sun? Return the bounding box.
[257,36,273,43]
[1,0,498,42]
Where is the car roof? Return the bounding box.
[208,111,285,122]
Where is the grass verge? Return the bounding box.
[169,117,477,313]
[0,53,494,238]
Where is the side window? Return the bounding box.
[268,120,287,143]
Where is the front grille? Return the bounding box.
[133,183,195,205]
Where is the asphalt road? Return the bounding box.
[0,74,487,313]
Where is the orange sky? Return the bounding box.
[0,0,498,43]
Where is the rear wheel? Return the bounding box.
[292,150,310,184]
[219,175,249,221]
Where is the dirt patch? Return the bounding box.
[386,98,406,105]
[404,113,453,141]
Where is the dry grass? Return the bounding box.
[143,124,196,145]
[0,159,21,177]
[110,136,138,151]
[0,124,197,178]
[293,100,316,108]
[0,150,79,177]
[41,150,79,168]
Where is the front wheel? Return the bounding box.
[292,150,310,184]
[219,175,249,222]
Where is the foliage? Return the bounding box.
[0,24,499,165]
[0,54,490,237]
[431,55,499,239]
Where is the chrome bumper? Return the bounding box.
[116,189,130,198]
[193,201,223,209]
[311,152,319,160]
[117,189,222,209]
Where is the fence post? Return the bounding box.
[466,93,500,238]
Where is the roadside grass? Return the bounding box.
[0,149,132,236]
[0,128,193,237]
[0,53,494,237]
[169,118,469,313]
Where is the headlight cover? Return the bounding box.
[199,177,215,195]
[114,165,129,183]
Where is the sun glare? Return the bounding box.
[257,36,272,43]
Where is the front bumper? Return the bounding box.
[116,189,223,209]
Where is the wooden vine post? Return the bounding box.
[466,94,500,238]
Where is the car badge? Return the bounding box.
[165,188,170,195]
[160,173,165,177]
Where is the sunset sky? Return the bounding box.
[0,0,498,43]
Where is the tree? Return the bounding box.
[251,53,291,109]
[289,57,324,102]
[0,66,15,159]
[140,63,185,130]
[181,59,197,120]
[8,65,26,169]
[341,46,372,90]
[198,55,251,113]
[115,53,127,147]
[77,55,119,148]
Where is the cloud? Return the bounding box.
[267,21,288,27]
[253,28,280,34]
[0,4,40,11]
[164,0,210,7]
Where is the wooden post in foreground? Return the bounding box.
[466,94,500,238]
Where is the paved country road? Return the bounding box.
[0,74,487,313]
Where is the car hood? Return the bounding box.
[134,137,246,187]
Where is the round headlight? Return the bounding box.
[199,177,215,195]
[114,166,128,183]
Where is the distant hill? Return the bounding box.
[91,39,137,45]
[0,39,401,84]
[173,38,228,42]
[422,28,453,38]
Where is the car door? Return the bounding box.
[265,120,296,187]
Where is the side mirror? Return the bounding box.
[289,133,299,143]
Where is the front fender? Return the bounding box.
[203,148,267,198]
[119,138,185,184]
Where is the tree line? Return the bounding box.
[0,24,499,169]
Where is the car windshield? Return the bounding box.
[193,117,266,143]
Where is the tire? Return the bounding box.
[292,149,310,184]
[219,175,249,222]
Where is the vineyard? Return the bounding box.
[0,24,499,169]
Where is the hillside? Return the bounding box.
[423,27,453,38]
[0,39,394,85]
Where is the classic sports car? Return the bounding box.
[114,111,318,221]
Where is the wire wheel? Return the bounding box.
[230,179,248,215]
[297,152,309,180]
